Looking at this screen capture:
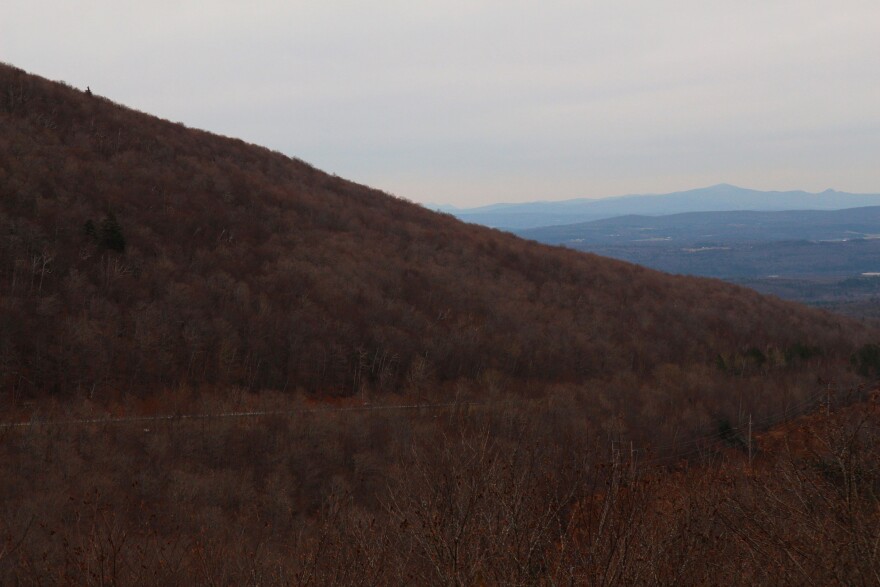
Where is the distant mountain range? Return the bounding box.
[439,184,880,229]
[516,206,880,247]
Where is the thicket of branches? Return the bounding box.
[1,389,878,585]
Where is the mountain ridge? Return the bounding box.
[517,205,880,246]
[444,184,880,229]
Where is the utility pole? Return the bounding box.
[748,413,752,468]
[630,441,635,479]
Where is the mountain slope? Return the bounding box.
[0,63,869,401]
[450,184,880,229]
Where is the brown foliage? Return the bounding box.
[2,61,880,584]
[0,388,877,584]
[0,62,871,405]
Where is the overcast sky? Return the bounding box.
[4,1,880,207]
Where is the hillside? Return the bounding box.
[448,184,880,229]
[0,63,871,409]
[4,62,880,584]
[1,370,876,584]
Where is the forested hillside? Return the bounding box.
[2,377,877,584]
[3,62,880,585]
[0,63,868,406]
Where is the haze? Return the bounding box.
[4,1,879,207]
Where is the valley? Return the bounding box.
[514,208,880,320]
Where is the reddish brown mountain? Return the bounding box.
[0,63,870,403]
[3,63,880,585]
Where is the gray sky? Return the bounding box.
[4,1,880,207]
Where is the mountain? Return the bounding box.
[517,206,880,247]
[447,184,880,229]
[0,63,869,406]
[3,63,880,584]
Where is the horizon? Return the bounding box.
[430,183,880,211]
[4,1,880,207]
